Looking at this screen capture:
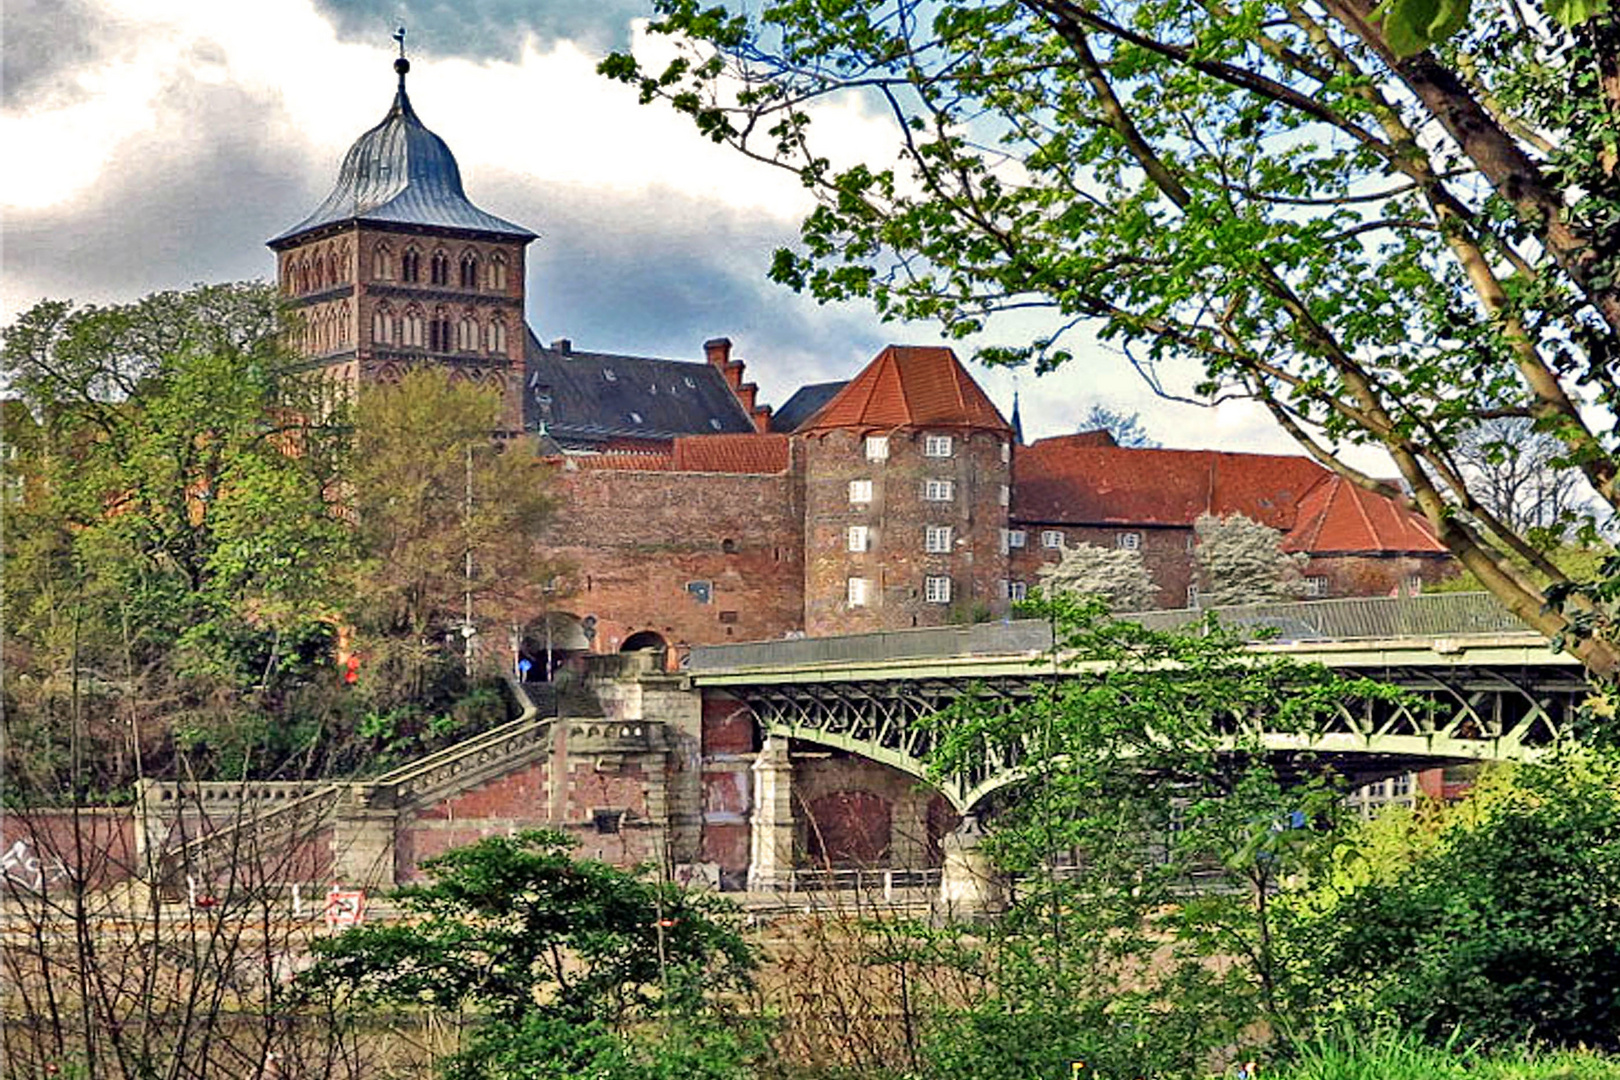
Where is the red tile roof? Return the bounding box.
[1012,436,1442,555]
[564,453,674,471]
[1283,474,1445,554]
[799,345,1012,434]
[670,433,790,474]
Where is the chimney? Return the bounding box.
[704,337,732,367]
[551,338,572,355]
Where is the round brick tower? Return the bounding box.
[796,346,1014,635]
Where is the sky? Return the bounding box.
[0,0,1309,453]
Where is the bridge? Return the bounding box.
[688,593,1588,814]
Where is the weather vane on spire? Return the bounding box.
[393,25,410,83]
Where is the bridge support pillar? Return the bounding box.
[748,736,796,891]
[939,814,1005,920]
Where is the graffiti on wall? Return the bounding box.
[0,837,69,892]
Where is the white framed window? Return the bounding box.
[924,434,954,457]
[847,577,870,607]
[1042,530,1064,549]
[1009,580,1028,602]
[847,525,870,552]
[1187,584,1200,609]
[849,479,874,504]
[925,575,952,603]
[1009,529,1027,549]
[923,478,954,501]
[1117,532,1142,551]
[1304,576,1329,598]
[1406,573,1424,595]
[865,436,889,462]
[1001,440,1011,463]
[999,484,1010,506]
[999,528,1010,555]
[1391,773,1413,798]
[925,525,953,553]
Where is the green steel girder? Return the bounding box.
[725,664,1586,813]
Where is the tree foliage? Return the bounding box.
[603,0,1620,675]
[1036,540,1158,610]
[918,596,1405,1075]
[297,830,760,1080]
[1080,404,1158,448]
[1280,752,1620,1050]
[1195,512,1310,606]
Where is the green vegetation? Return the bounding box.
[0,285,560,793]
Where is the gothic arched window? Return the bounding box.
[402,308,424,348]
[430,250,449,286]
[373,244,392,281]
[460,251,479,289]
[401,248,421,283]
[456,315,477,352]
[373,305,393,345]
[488,254,508,292]
[487,318,507,354]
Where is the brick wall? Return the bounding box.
[548,466,805,651]
[1303,553,1456,599]
[802,427,1012,635]
[1009,522,1195,610]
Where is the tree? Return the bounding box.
[1,285,351,790]
[344,369,563,697]
[1080,404,1158,448]
[919,596,1404,1076]
[296,830,760,1080]
[1194,513,1309,606]
[1036,541,1158,611]
[1455,416,1596,543]
[603,0,1620,675]
[1280,751,1620,1050]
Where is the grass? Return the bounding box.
[1263,1032,1620,1080]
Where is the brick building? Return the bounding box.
[270,59,1452,664]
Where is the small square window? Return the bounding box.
[924,575,952,603]
[1186,533,1197,552]
[865,436,889,462]
[999,528,1011,555]
[1009,529,1027,549]
[848,525,870,552]
[686,580,712,604]
[1117,532,1142,551]
[1304,576,1329,598]
[849,479,873,504]
[925,525,953,553]
[1042,530,1064,549]
[924,434,954,457]
[1391,773,1412,797]
[593,809,624,835]
[1009,581,1028,602]
[1406,574,1424,595]
[1187,584,1200,609]
[847,577,870,607]
[923,479,954,501]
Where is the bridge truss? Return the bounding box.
[695,643,1589,812]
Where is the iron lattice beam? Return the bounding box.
[727,666,1587,812]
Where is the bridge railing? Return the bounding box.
[688,592,1536,672]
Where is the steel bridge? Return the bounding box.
[688,593,1589,812]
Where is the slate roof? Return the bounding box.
[771,381,847,432]
[269,72,534,247]
[799,346,1013,434]
[1012,434,1443,556]
[523,330,756,447]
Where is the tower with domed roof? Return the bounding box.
[268,34,535,432]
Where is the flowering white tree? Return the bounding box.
[1038,543,1158,612]
[1194,514,1308,606]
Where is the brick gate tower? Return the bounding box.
[267,38,535,433]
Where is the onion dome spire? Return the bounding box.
[267,31,535,248]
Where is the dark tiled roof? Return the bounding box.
[771,381,846,432]
[1284,474,1444,555]
[800,346,1013,434]
[269,77,534,247]
[523,330,756,444]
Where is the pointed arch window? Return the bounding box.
[460,251,479,289]
[401,248,421,283]
[456,315,478,352]
[488,254,508,291]
[430,251,450,286]
[486,318,507,355]
[429,308,453,352]
[337,301,350,345]
[373,244,393,281]
[373,304,394,345]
